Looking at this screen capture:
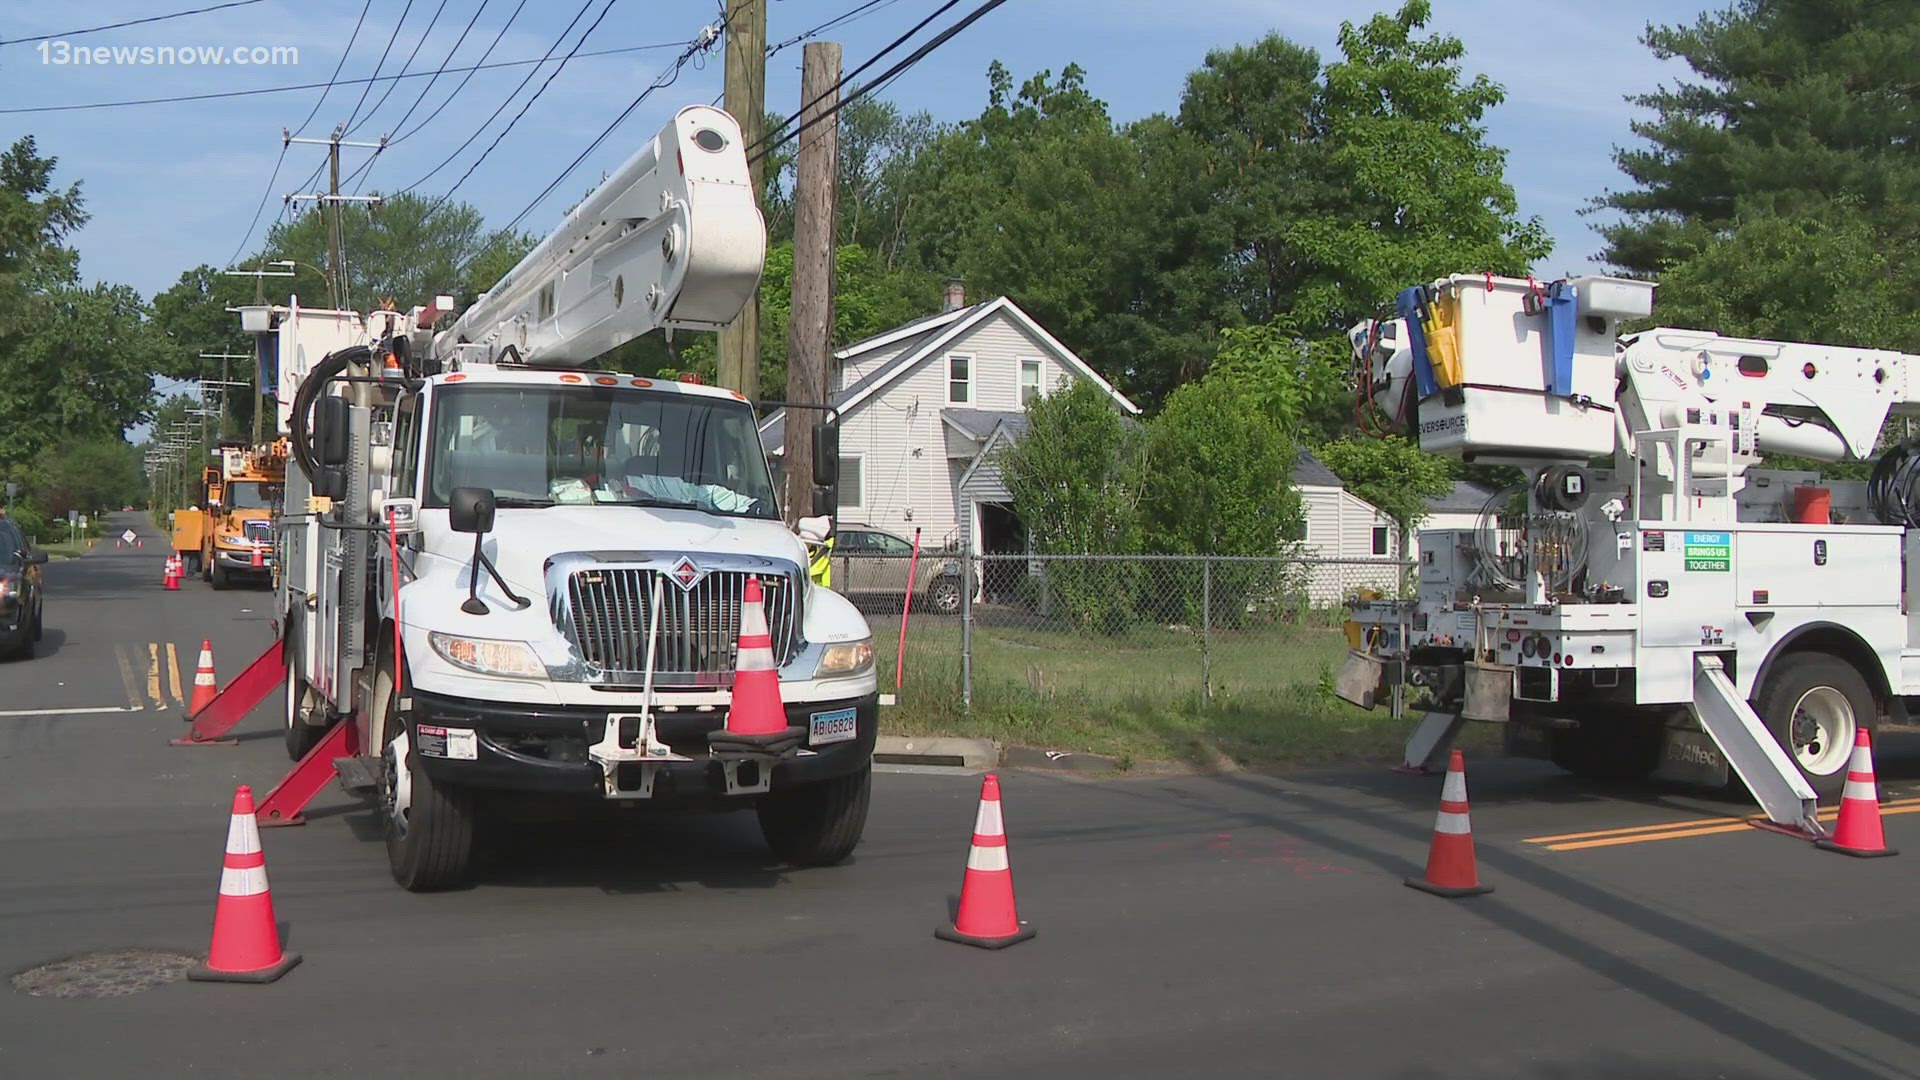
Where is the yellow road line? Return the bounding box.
[113,645,143,709]
[145,643,163,707]
[1532,798,1920,851]
[1527,818,1749,845]
[165,642,183,706]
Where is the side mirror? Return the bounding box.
[317,396,351,467]
[812,423,839,488]
[812,487,836,519]
[27,550,48,566]
[449,487,496,534]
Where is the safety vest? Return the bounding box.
[806,535,834,588]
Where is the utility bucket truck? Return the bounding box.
[262,106,876,890]
[1343,273,1920,838]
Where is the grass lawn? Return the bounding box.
[868,609,1486,771]
[36,538,98,560]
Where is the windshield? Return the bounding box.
[226,482,282,511]
[425,384,779,519]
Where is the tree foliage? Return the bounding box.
[1315,435,1452,532]
[260,192,534,312]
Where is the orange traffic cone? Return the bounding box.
[187,640,218,717]
[937,773,1035,949]
[1405,749,1493,898]
[188,785,301,982]
[251,544,264,569]
[708,577,803,756]
[1816,729,1899,858]
[163,556,179,590]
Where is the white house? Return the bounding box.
[758,291,1141,558]
[1290,450,1405,603]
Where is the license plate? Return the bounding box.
[808,707,857,746]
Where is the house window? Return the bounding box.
[947,354,971,404]
[1371,525,1390,556]
[838,456,863,511]
[1020,358,1042,405]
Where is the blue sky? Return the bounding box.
[0,0,1704,420]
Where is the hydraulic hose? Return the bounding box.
[1869,438,1920,527]
[287,345,370,483]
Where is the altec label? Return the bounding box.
[1684,531,1731,572]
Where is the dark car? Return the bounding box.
[831,525,971,615]
[0,516,48,660]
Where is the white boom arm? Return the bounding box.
[432,105,766,369]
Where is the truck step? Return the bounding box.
[334,754,381,798]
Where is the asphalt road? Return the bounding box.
[4,512,1920,1078]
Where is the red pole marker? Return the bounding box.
[1405,749,1494,898]
[1816,729,1899,858]
[936,773,1036,949]
[188,786,302,983]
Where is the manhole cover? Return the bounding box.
[12,950,198,999]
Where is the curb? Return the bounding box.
[1001,746,1125,773]
[873,735,999,771]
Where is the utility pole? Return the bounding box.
[783,42,841,525]
[223,261,295,443]
[717,0,767,399]
[286,128,385,311]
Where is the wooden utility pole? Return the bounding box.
[783,42,841,525]
[326,130,344,310]
[717,0,767,399]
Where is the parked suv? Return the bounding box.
[0,516,48,660]
[833,525,971,614]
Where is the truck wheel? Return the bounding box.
[1754,652,1874,801]
[377,657,477,891]
[757,765,871,867]
[209,559,230,590]
[1548,708,1664,784]
[283,634,328,761]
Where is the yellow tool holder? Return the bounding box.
[1420,288,1464,389]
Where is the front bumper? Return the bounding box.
[404,688,878,803]
[214,547,274,571]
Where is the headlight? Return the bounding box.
[428,632,545,679]
[814,638,873,677]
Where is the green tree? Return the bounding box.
[999,380,1144,633]
[1204,321,1353,445]
[1314,435,1452,552]
[262,192,533,310]
[1597,0,1920,281]
[33,437,143,516]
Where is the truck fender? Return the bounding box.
[1749,622,1893,717]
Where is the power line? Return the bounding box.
[750,0,960,156]
[223,139,289,269]
[291,0,374,139]
[391,0,602,197]
[388,0,527,147]
[378,0,494,147]
[407,0,622,208]
[346,0,450,138]
[341,0,421,135]
[0,0,269,46]
[493,23,723,239]
[751,0,1011,164]
[767,0,899,57]
[0,38,689,116]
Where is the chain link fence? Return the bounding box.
[838,548,1415,763]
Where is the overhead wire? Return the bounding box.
[377,0,495,146]
[750,0,1007,165]
[291,0,375,139]
[0,0,269,46]
[342,0,419,134]
[391,0,603,199]
[346,0,450,138]
[749,0,960,159]
[766,0,899,57]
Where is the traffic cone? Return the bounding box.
[187,639,218,717]
[937,773,1035,949]
[1816,729,1899,858]
[708,576,803,756]
[251,545,264,569]
[1405,749,1494,897]
[188,785,301,983]
[163,556,180,591]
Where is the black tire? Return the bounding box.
[4,627,31,661]
[1752,652,1875,801]
[926,575,962,615]
[1548,708,1665,784]
[283,632,327,761]
[757,765,872,867]
[209,559,229,590]
[30,601,42,642]
[378,654,477,891]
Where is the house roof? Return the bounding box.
[942,407,1029,441]
[1292,449,1345,489]
[1426,480,1500,514]
[759,296,1140,452]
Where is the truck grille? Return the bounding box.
[243,519,273,546]
[563,567,801,680]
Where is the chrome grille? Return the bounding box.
[243,519,273,546]
[565,568,801,679]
